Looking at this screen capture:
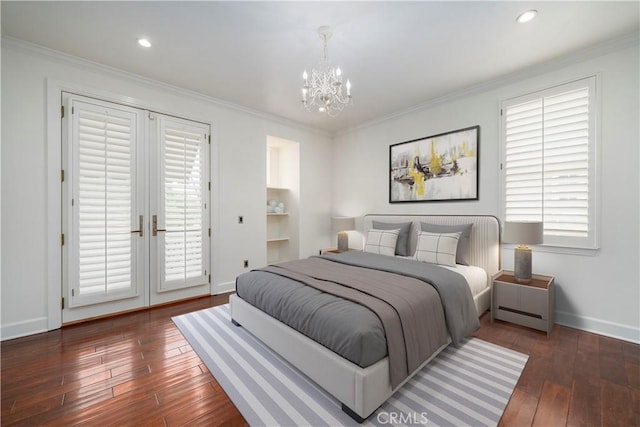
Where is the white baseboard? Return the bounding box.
[213,281,236,295]
[2,283,237,341]
[555,310,640,344]
[1,317,49,341]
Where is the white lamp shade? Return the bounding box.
[332,216,356,232]
[503,221,543,245]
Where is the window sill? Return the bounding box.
[502,243,599,257]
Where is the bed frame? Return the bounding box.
[230,214,500,422]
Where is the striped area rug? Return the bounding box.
[173,305,527,427]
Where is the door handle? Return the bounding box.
[130,215,144,237]
[153,215,166,236]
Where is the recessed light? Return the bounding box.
[516,10,538,24]
[137,38,151,48]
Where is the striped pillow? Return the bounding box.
[364,229,400,256]
[414,231,461,267]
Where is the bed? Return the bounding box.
[230,214,500,422]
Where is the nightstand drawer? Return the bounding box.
[494,282,549,319]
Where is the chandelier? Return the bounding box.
[301,26,352,117]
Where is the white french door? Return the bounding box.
[62,94,210,322]
[149,113,210,305]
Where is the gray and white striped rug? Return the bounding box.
[173,305,527,426]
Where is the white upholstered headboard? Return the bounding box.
[362,214,501,278]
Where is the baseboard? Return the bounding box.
[555,310,640,344]
[3,284,237,341]
[1,317,49,341]
[213,281,235,295]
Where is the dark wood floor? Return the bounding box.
[2,294,638,426]
[473,315,640,427]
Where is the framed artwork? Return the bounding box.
[389,125,479,203]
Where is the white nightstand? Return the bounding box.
[491,270,555,337]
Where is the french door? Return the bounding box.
[62,93,210,322]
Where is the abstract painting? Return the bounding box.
[389,126,479,202]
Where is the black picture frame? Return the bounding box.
[389,125,480,203]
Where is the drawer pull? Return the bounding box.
[498,306,543,319]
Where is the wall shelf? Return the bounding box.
[267,237,289,243]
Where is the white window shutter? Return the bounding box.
[72,101,138,301]
[542,88,590,237]
[504,98,544,223]
[159,117,208,289]
[502,77,597,249]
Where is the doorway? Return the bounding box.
[61,93,211,322]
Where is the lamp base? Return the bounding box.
[514,246,532,284]
[337,231,349,252]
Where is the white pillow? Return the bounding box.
[414,231,461,267]
[364,228,400,256]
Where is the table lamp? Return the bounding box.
[503,221,543,284]
[332,217,356,252]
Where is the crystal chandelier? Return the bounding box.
[301,26,352,117]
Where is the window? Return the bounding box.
[501,76,598,249]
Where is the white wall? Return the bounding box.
[0,40,333,339]
[332,44,640,342]
[2,36,637,344]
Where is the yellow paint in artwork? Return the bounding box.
[430,141,442,175]
[461,140,475,157]
[409,147,425,196]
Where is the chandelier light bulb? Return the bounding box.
[300,26,352,117]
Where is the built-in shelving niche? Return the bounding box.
[266,137,299,264]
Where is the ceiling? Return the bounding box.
[2,1,638,134]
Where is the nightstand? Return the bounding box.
[491,270,555,337]
[319,248,360,255]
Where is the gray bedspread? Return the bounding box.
[320,251,480,346]
[236,269,390,367]
[235,252,480,388]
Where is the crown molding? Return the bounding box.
[334,31,639,138]
[1,36,331,138]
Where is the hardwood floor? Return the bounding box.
[2,294,638,426]
[472,315,640,427]
[1,294,245,426]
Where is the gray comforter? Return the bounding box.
[321,251,481,346]
[235,252,480,388]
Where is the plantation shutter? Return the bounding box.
[502,76,597,249]
[158,116,209,290]
[71,101,139,302]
